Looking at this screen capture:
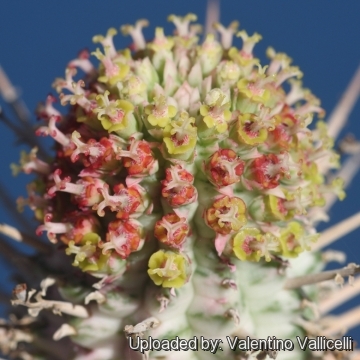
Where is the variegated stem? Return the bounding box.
[66,191,161,359]
[128,163,199,359]
[186,179,241,360]
[236,261,308,360]
[68,232,158,357]
[188,239,240,360]
[138,279,197,359]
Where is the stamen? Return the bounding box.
[47,169,83,197]
[36,94,61,121]
[205,148,244,187]
[266,47,293,76]
[285,79,309,106]
[119,138,158,176]
[17,183,49,214]
[68,49,95,74]
[168,14,197,37]
[214,21,239,49]
[0,182,34,230]
[121,20,149,51]
[36,213,73,243]
[236,30,262,58]
[92,28,118,59]
[53,68,93,110]
[275,66,303,87]
[11,147,50,176]
[70,131,105,163]
[93,183,143,218]
[36,116,70,147]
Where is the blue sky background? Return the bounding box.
[0,0,359,342]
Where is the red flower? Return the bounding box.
[249,154,283,189]
[121,139,157,176]
[154,213,189,248]
[205,149,244,187]
[161,165,197,207]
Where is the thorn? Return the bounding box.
[284,263,360,290]
[319,277,360,314]
[312,212,360,250]
[0,223,52,254]
[205,0,220,38]
[322,305,360,337]
[327,65,360,140]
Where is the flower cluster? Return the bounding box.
[13,14,343,291]
[6,12,356,360]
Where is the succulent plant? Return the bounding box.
[1,9,360,360]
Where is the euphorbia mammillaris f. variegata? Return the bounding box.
[2,12,360,360]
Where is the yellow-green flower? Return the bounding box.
[197,34,223,74]
[92,47,130,86]
[236,113,269,146]
[147,27,174,52]
[148,250,189,288]
[66,239,104,272]
[163,111,197,156]
[264,194,294,222]
[217,61,241,83]
[198,33,222,57]
[145,94,177,127]
[233,229,280,262]
[94,90,134,133]
[168,13,200,48]
[200,89,232,133]
[237,77,271,104]
[228,31,262,71]
[279,222,303,257]
[233,228,263,262]
[302,162,324,185]
[120,75,146,97]
[330,177,346,201]
[279,222,318,258]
